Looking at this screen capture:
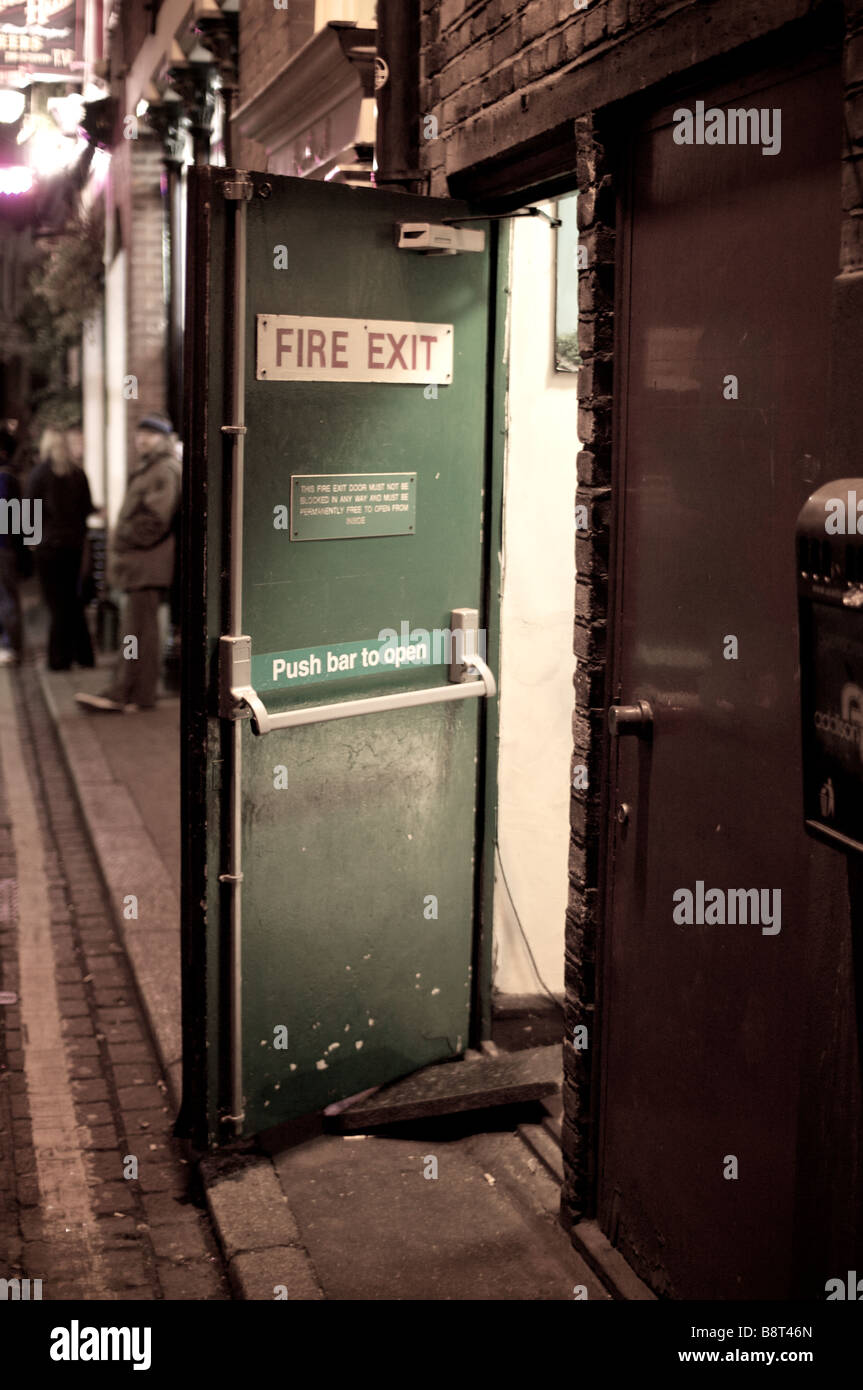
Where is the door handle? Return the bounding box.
[608,700,653,735]
[220,631,496,736]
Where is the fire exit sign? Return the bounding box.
[256,315,453,384]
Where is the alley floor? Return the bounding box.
[0,663,229,1300]
[1,622,612,1302]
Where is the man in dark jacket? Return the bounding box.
[76,415,180,712]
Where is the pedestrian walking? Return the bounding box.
[0,428,25,667]
[26,425,96,671]
[75,414,180,713]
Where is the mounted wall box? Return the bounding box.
[797,479,863,854]
[396,222,486,254]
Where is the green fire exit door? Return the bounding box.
[180,168,496,1146]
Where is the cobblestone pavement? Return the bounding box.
[0,663,230,1301]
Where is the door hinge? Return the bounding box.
[219,635,253,720]
[222,177,254,202]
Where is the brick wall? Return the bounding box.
[842,1,863,272]
[563,108,613,1226]
[418,0,835,196]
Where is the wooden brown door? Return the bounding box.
[601,57,847,1299]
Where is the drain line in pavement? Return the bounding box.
[0,672,110,1298]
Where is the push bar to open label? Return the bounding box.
[219,620,496,735]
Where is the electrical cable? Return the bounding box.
[494,840,564,1014]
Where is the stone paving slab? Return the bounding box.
[229,1248,325,1301]
[200,1156,302,1259]
[199,1155,324,1301]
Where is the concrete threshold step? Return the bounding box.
[541,1093,563,1145]
[517,1118,564,1184]
[484,1038,564,1180]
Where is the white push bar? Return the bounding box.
[225,647,496,735]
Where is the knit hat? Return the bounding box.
[138,414,174,435]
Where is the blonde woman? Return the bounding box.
[26,425,96,670]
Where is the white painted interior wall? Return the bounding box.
[104,250,127,529]
[493,208,578,998]
[315,0,377,28]
[81,313,105,509]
